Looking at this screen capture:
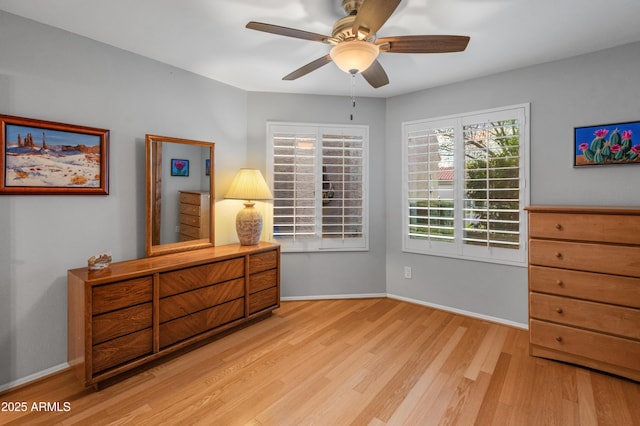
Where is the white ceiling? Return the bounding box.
[2,0,640,98]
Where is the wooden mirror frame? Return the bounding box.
[145,134,215,257]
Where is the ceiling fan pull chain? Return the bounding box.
[350,72,356,121]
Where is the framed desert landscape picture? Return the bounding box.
[0,115,109,194]
[574,120,640,167]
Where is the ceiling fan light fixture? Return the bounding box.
[330,40,379,74]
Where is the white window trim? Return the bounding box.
[402,103,530,267]
[266,121,370,253]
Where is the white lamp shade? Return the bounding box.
[330,40,380,74]
[224,168,272,201]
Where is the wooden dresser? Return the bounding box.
[68,242,280,388]
[178,190,210,241]
[526,206,640,381]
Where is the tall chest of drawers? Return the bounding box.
[178,190,210,241]
[526,206,640,381]
[68,242,280,388]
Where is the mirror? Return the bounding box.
[145,134,215,257]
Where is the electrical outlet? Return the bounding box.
[175,225,180,233]
[404,266,412,279]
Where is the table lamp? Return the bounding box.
[224,168,272,245]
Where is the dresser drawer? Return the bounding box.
[529,319,640,372]
[249,287,278,314]
[92,277,153,315]
[249,250,278,274]
[179,223,201,239]
[249,269,278,294]
[529,266,640,308]
[159,278,244,323]
[92,302,153,345]
[160,258,245,297]
[159,298,245,348]
[180,191,202,206]
[92,328,153,374]
[529,212,640,245]
[530,293,640,339]
[180,203,201,216]
[180,213,200,227]
[529,239,640,277]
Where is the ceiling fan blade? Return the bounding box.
[361,60,389,88]
[246,21,329,43]
[353,0,401,38]
[283,54,333,81]
[377,35,470,53]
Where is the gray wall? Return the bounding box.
[385,42,640,326]
[247,92,387,299]
[0,11,248,389]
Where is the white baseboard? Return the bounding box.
[281,293,387,301]
[0,362,69,393]
[282,293,527,330]
[386,293,528,330]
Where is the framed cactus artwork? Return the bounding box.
[170,158,189,176]
[574,120,640,167]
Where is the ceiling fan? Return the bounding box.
[246,0,470,88]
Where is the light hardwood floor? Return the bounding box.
[1,298,638,425]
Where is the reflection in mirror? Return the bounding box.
[145,134,215,257]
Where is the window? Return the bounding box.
[402,104,529,265]
[267,123,368,252]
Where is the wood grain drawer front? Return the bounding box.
[159,258,245,298]
[92,303,153,345]
[529,212,640,245]
[250,269,277,294]
[249,250,278,274]
[179,223,201,239]
[180,213,200,227]
[529,266,640,308]
[530,293,640,339]
[92,328,153,374]
[529,239,640,277]
[180,192,202,206]
[159,278,244,323]
[159,298,245,348]
[529,319,640,372]
[249,287,278,314]
[179,203,201,216]
[92,277,153,315]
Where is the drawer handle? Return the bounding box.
[556,280,564,287]
[555,336,563,343]
[556,308,563,314]
[555,223,563,230]
[555,252,562,258]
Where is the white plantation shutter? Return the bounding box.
[462,114,523,257]
[321,131,365,249]
[271,130,316,241]
[268,123,368,252]
[403,104,529,265]
[404,119,457,256]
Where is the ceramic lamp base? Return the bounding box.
[236,202,262,245]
